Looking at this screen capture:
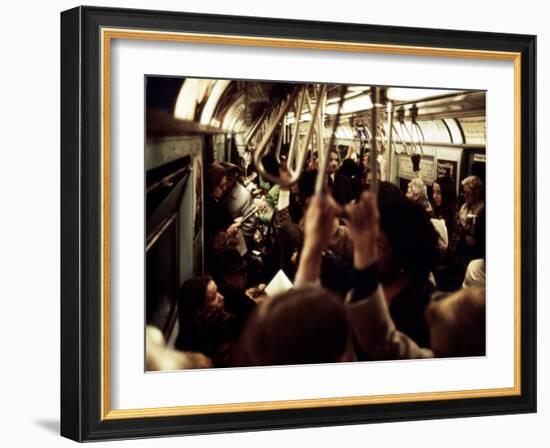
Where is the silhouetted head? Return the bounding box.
[377,182,438,282]
[206,163,227,199]
[234,286,350,366]
[426,287,486,357]
[462,175,483,206]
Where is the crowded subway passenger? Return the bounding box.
[145,77,486,370]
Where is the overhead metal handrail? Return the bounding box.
[303,85,327,163]
[305,88,318,149]
[274,120,285,164]
[285,85,326,180]
[286,87,307,175]
[294,85,326,179]
[244,107,270,146]
[253,87,303,186]
[254,84,328,187]
[316,86,328,167]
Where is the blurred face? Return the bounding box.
[224,176,236,191]
[212,175,227,199]
[432,182,442,207]
[362,155,369,169]
[375,230,397,282]
[279,167,290,184]
[406,181,417,201]
[308,153,319,170]
[365,172,373,189]
[328,152,339,174]
[222,271,248,290]
[364,171,380,190]
[463,185,477,206]
[204,280,224,311]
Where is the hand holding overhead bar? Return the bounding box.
[253,87,305,187]
[254,84,327,188]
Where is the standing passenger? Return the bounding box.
[452,175,485,278]
[431,176,457,238]
[326,149,354,205]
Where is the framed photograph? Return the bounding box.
[60,6,536,442]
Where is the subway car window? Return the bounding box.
[145,77,486,370]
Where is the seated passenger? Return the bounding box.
[175,276,238,367]
[220,162,258,247]
[204,163,233,238]
[234,194,353,367]
[210,248,257,328]
[204,163,242,266]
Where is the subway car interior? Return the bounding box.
[145,77,486,370]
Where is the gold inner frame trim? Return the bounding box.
[100,28,522,421]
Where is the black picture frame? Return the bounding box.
[61,6,536,442]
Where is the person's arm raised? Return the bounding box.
[294,194,342,286]
[345,192,432,359]
[345,191,379,271]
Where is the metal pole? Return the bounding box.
[317,86,327,168]
[370,87,379,195]
[315,85,347,195]
[386,100,394,182]
[287,87,306,172]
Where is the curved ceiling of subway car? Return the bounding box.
[171,79,486,148]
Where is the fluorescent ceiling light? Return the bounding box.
[326,94,373,114]
[387,88,462,102]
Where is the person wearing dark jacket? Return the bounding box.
[175,276,238,367]
[326,149,354,205]
[204,163,241,269]
[204,163,233,239]
[210,248,257,330]
[293,192,485,361]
